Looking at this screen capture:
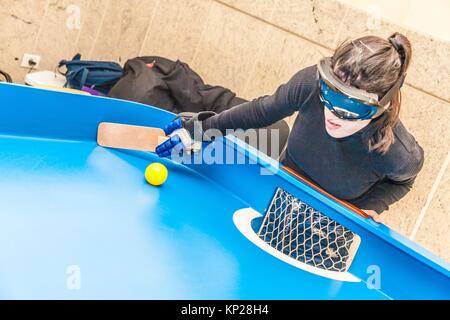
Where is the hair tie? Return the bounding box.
[389,37,405,61]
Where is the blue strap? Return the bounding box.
[163,118,183,135]
[79,68,89,89]
[156,135,182,157]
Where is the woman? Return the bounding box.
[156,33,424,223]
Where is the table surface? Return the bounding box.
[0,134,387,299]
[0,83,448,300]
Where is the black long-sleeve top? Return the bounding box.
[203,65,424,214]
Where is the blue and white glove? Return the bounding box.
[156,111,216,158]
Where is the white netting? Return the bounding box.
[257,188,360,272]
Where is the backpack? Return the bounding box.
[58,54,123,94]
[108,56,243,113]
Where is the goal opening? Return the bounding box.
[257,188,361,273]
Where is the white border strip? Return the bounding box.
[233,208,361,283]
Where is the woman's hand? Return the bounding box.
[156,111,216,157]
[363,209,382,223]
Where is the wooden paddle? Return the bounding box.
[97,122,168,152]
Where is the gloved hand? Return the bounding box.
[156,111,217,157]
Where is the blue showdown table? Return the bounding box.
[0,83,448,299]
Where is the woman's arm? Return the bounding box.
[349,145,425,215]
[351,176,417,214]
[202,66,317,133]
[156,66,318,157]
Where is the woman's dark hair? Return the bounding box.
[331,32,412,154]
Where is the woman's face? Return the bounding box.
[323,107,372,138]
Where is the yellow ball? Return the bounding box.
[145,162,168,186]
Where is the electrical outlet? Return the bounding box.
[21,54,41,69]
